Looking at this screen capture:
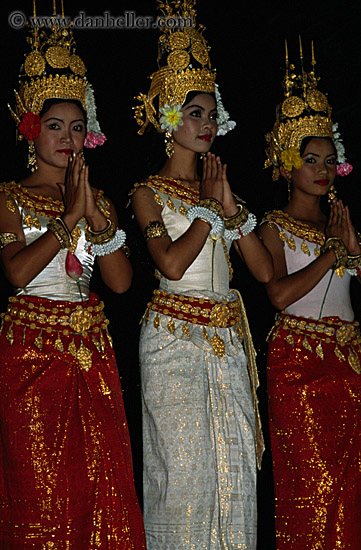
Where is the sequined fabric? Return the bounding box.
[0,183,145,548]
[0,293,146,549]
[137,178,259,549]
[268,314,361,549]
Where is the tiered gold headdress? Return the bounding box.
[265,39,351,180]
[8,2,106,148]
[134,0,235,137]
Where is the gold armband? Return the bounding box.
[0,232,23,250]
[144,220,168,242]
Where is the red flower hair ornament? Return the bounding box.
[18,112,41,140]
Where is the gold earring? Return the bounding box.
[27,142,38,172]
[165,131,174,158]
[199,152,206,160]
[328,184,337,203]
[287,177,292,201]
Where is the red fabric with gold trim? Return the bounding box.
[0,293,146,549]
[268,313,361,549]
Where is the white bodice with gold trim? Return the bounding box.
[0,182,109,302]
[153,187,231,296]
[16,212,94,301]
[266,211,353,321]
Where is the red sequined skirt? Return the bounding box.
[0,293,146,549]
[268,312,361,549]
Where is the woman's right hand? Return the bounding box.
[325,200,349,248]
[199,153,224,203]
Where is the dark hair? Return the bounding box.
[39,98,87,121]
[182,90,216,107]
[299,135,336,156]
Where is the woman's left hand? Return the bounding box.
[214,157,238,217]
[345,205,361,255]
[82,162,108,230]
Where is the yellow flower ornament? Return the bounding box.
[159,104,184,133]
[280,147,304,171]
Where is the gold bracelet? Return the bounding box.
[56,217,73,243]
[144,220,168,242]
[47,218,72,249]
[198,197,224,219]
[346,253,361,269]
[321,237,348,269]
[85,219,116,245]
[224,204,249,230]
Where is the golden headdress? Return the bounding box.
[265,39,336,181]
[134,0,235,137]
[8,2,106,148]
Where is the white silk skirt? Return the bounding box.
[139,300,257,550]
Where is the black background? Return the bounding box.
[1,1,361,547]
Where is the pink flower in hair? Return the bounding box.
[337,162,353,177]
[84,131,107,149]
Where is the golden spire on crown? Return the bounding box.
[9,0,106,148]
[133,0,216,135]
[264,38,334,181]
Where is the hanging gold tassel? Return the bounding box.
[334,345,346,362]
[302,336,312,352]
[301,238,310,256]
[167,197,176,211]
[335,266,345,279]
[203,326,211,344]
[77,343,92,372]
[154,193,163,207]
[99,330,105,353]
[211,330,225,357]
[167,318,175,334]
[68,339,77,357]
[106,330,113,347]
[287,235,296,250]
[315,341,324,359]
[6,324,14,345]
[348,351,361,374]
[34,331,43,350]
[54,333,64,352]
[179,204,188,217]
[182,322,190,338]
[153,314,160,329]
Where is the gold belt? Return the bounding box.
[270,312,361,374]
[147,289,241,328]
[0,295,113,372]
[2,296,108,337]
[143,290,243,357]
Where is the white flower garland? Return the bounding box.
[224,212,257,240]
[186,205,224,237]
[215,83,236,136]
[85,228,126,257]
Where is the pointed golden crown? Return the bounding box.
[9,3,87,127]
[134,0,216,134]
[265,39,334,180]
